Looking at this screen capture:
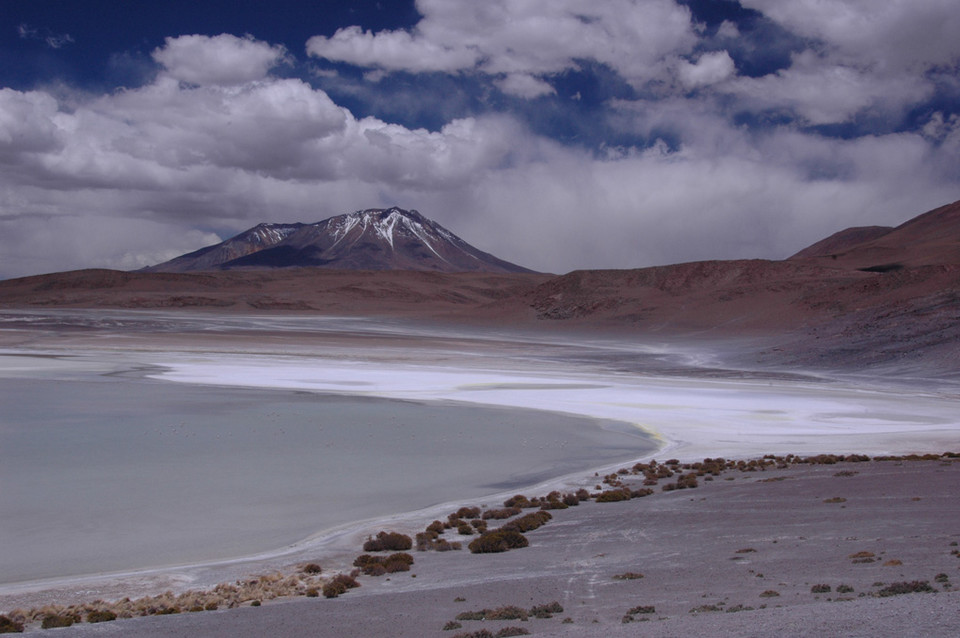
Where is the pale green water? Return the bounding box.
[0,368,653,584]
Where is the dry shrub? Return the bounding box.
[596,487,631,502]
[811,584,831,593]
[876,581,935,597]
[502,510,551,533]
[363,531,413,552]
[502,494,532,508]
[455,610,488,621]
[468,530,528,553]
[529,601,563,618]
[41,614,76,629]
[482,507,521,520]
[0,615,24,633]
[86,609,117,623]
[485,605,528,621]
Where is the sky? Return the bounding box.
[1,0,959,278]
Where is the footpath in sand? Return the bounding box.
[7,455,958,637]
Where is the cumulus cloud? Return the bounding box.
[722,51,934,125]
[721,1,960,129]
[2,9,960,279]
[308,0,698,88]
[152,34,289,86]
[740,0,960,70]
[495,73,556,99]
[306,26,479,73]
[678,51,736,90]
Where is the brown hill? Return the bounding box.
[789,199,960,270]
[0,268,550,317]
[2,199,959,373]
[789,226,894,260]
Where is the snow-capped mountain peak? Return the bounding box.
[144,207,533,274]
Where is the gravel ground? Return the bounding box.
[13,457,959,637]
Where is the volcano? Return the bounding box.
[144,207,533,274]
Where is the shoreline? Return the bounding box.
[2,310,959,633]
[4,454,958,636]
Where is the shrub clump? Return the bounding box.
[363,531,413,552]
[353,552,414,575]
[596,487,631,502]
[41,614,76,629]
[486,606,528,621]
[482,507,521,520]
[301,563,322,574]
[468,530,528,553]
[0,615,24,633]
[503,495,534,508]
[495,628,530,637]
[623,604,656,621]
[322,573,360,598]
[759,590,780,598]
[811,584,831,593]
[86,609,118,623]
[502,510,551,533]
[875,581,936,597]
[529,601,563,618]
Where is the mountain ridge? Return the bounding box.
[3,198,960,374]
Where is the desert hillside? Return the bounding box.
[2,199,958,373]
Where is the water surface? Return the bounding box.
[0,365,652,584]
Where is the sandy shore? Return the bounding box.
[7,456,958,636]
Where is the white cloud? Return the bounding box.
[2,25,959,280]
[721,1,960,128]
[740,0,960,71]
[308,0,698,88]
[678,51,736,90]
[152,34,289,86]
[495,74,556,99]
[306,26,479,73]
[722,51,933,125]
[716,20,740,40]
